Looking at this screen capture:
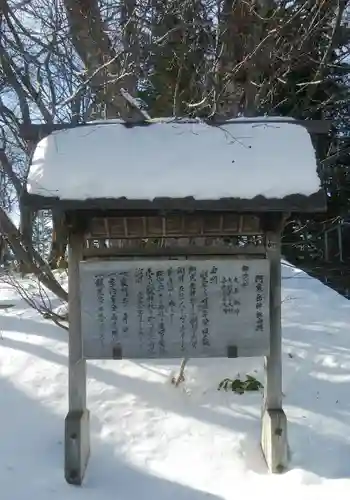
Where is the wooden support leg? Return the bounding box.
[261,230,288,473]
[65,233,90,485]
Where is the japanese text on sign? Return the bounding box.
[79,260,270,359]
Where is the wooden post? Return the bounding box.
[261,228,288,473]
[64,232,90,485]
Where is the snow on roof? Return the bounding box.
[26,118,322,207]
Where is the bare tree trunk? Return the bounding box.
[48,210,68,269]
[19,202,34,273]
[0,149,34,273]
[215,0,247,117]
[120,0,139,97]
[0,208,68,302]
[63,0,144,121]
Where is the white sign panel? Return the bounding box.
[79,259,270,359]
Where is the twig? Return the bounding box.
[172,357,189,387]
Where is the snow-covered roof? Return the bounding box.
[25,118,326,212]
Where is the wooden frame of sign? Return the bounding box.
[60,208,289,484]
[21,118,328,486]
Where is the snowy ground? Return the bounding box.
[0,263,349,500]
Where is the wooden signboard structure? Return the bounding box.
[23,117,327,485]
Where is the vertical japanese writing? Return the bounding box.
[108,273,118,343]
[209,266,218,285]
[221,276,234,314]
[146,268,155,353]
[156,270,166,353]
[255,274,265,332]
[177,266,186,351]
[94,274,106,345]
[189,266,198,348]
[84,260,269,360]
[167,267,176,324]
[135,268,144,345]
[233,276,241,315]
[120,271,129,336]
[200,269,210,346]
[241,264,250,287]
